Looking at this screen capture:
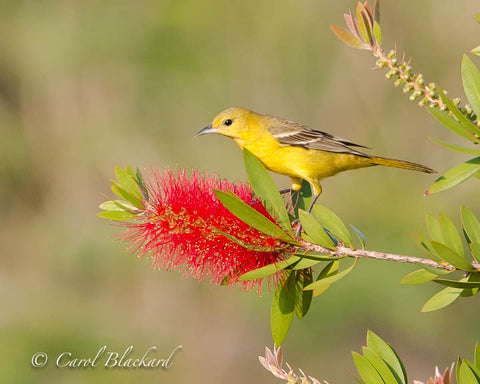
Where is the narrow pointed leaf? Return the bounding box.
[294,269,313,319]
[433,278,480,288]
[439,213,464,256]
[463,360,480,381]
[428,107,480,144]
[461,206,480,244]
[214,190,292,242]
[414,262,452,276]
[458,361,479,384]
[426,157,480,195]
[97,210,135,221]
[243,149,292,232]
[367,330,407,384]
[401,269,438,285]
[356,3,372,46]
[471,243,480,261]
[352,352,385,384]
[475,14,480,24]
[239,256,300,281]
[462,55,480,119]
[99,200,137,212]
[271,271,296,346]
[437,89,480,141]
[330,25,368,49]
[111,182,144,209]
[426,214,442,242]
[313,205,353,246]
[373,21,381,46]
[311,260,339,297]
[421,286,463,312]
[304,259,356,291]
[431,241,474,271]
[361,348,399,384]
[115,166,143,202]
[351,224,366,248]
[472,45,480,57]
[430,137,480,156]
[299,209,335,249]
[215,228,280,252]
[291,257,322,270]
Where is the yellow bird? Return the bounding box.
[197,107,434,211]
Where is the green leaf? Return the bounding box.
[426,214,442,242]
[367,330,407,384]
[313,205,353,246]
[472,45,480,57]
[271,271,296,346]
[239,256,300,281]
[373,21,381,46]
[474,14,480,24]
[243,149,292,232]
[421,286,463,312]
[428,107,480,144]
[433,278,480,288]
[304,259,356,292]
[356,3,373,46]
[135,168,149,201]
[298,209,336,249]
[291,257,323,270]
[461,206,480,244]
[111,182,144,209]
[415,262,452,276]
[400,269,438,285]
[352,352,385,384]
[351,224,366,248]
[431,241,474,271]
[293,252,344,261]
[471,243,480,262]
[413,231,440,260]
[437,89,480,142]
[426,157,480,195]
[294,269,313,319]
[463,360,480,382]
[458,360,480,384]
[330,25,367,49]
[430,137,480,156]
[214,190,292,242]
[97,210,135,221]
[99,200,137,212]
[439,213,464,256]
[462,55,480,120]
[311,260,339,297]
[361,348,399,384]
[115,166,143,202]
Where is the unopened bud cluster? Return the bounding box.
[375,47,479,126]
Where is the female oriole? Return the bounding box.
[197,107,434,211]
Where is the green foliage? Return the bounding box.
[405,209,480,311]
[98,165,145,220]
[353,332,480,384]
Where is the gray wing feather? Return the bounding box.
[268,117,370,157]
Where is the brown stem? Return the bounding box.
[300,240,480,272]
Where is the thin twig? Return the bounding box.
[301,241,480,272]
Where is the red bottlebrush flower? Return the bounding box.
[120,168,286,291]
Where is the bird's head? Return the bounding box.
[197,107,260,144]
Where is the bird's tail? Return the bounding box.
[370,156,435,173]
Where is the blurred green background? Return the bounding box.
[1,0,479,383]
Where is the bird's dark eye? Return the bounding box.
[224,119,232,126]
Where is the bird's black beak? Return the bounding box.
[196,123,218,137]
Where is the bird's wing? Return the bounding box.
[268,117,370,157]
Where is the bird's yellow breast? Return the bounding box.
[235,130,372,184]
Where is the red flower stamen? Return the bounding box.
[120,168,286,291]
